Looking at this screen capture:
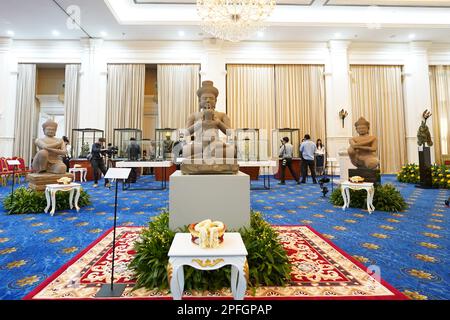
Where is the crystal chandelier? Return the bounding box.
[197,0,276,42]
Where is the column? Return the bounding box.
[200,39,226,113]
[403,41,433,164]
[325,40,352,173]
[0,38,18,157]
[78,38,107,131]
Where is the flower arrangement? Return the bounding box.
[397,163,450,189]
[189,219,226,248]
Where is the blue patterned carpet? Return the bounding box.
[0,174,448,300]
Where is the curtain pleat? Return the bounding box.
[64,64,80,143]
[105,64,145,143]
[350,65,406,173]
[13,64,37,166]
[275,64,326,142]
[429,65,450,164]
[226,64,276,159]
[157,64,200,129]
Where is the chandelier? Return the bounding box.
[196,0,276,42]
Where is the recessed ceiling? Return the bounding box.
[0,0,449,43]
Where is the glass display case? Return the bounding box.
[236,128,259,161]
[155,128,178,160]
[112,128,143,160]
[141,139,156,161]
[272,128,300,158]
[72,128,104,159]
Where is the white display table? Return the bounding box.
[115,161,173,190]
[68,167,87,182]
[169,171,250,230]
[237,160,277,189]
[168,233,248,300]
[340,181,375,214]
[44,183,81,216]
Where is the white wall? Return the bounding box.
[1,37,449,171]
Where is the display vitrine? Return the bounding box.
[155,128,178,160]
[272,128,300,158]
[113,128,143,160]
[71,128,104,159]
[236,128,260,161]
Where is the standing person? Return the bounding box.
[90,137,110,188]
[62,136,71,172]
[126,137,141,183]
[300,134,317,184]
[278,137,300,185]
[315,139,325,176]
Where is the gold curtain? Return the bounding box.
[13,64,37,166]
[226,64,276,159]
[275,64,326,142]
[64,64,80,143]
[105,64,145,143]
[350,65,406,173]
[429,65,450,164]
[157,64,200,129]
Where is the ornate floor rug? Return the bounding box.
[24,226,406,300]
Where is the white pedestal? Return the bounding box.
[338,149,356,183]
[169,171,250,231]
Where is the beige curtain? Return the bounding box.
[429,65,450,164]
[350,65,406,173]
[157,64,200,129]
[13,64,37,166]
[64,64,80,143]
[105,64,145,143]
[275,65,326,142]
[226,64,276,158]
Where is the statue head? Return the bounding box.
[42,119,58,138]
[197,80,218,111]
[354,117,370,136]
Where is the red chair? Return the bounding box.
[0,158,13,186]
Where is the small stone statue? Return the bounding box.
[348,117,379,170]
[32,119,67,174]
[417,109,433,147]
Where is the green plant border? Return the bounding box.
[397,163,450,189]
[129,210,292,293]
[3,187,91,214]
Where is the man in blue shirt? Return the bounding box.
[299,134,317,184]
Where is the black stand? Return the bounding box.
[96,178,126,297]
[416,146,434,189]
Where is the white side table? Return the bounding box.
[69,167,87,182]
[340,181,375,214]
[44,183,81,216]
[168,233,248,300]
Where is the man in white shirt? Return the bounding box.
[300,134,317,184]
[278,137,300,185]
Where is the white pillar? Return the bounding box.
[78,38,107,131]
[0,38,18,157]
[325,40,352,173]
[403,41,433,164]
[200,39,226,113]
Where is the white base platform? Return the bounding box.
[338,150,356,182]
[169,170,250,231]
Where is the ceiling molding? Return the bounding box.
[324,0,450,7]
[133,0,315,5]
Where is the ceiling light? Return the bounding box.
[257,31,264,38]
[408,33,416,39]
[178,30,185,37]
[6,30,14,36]
[197,0,276,42]
[52,30,60,36]
[334,33,341,38]
[100,31,108,37]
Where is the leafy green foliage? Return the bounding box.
[330,183,407,212]
[397,163,450,189]
[3,187,91,214]
[129,210,292,292]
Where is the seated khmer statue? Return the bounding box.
[181,80,238,174]
[32,119,68,174]
[348,117,379,170]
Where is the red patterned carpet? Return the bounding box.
[25,226,406,300]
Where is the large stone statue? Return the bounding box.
[32,119,67,174]
[348,117,379,170]
[181,80,237,174]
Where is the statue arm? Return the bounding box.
[45,141,68,156]
[215,114,231,135]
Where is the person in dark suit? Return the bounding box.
[126,137,141,183]
[90,137,110,188]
